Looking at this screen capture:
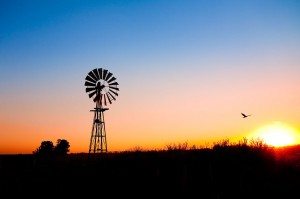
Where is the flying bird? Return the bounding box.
[241,113,251,118]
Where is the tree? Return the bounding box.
[54,139,70,156]
[33,141,54,156]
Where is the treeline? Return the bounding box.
[32,139,70,156]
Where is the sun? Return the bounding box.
[250,122,299,147]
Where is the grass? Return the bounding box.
[1,138,300,198]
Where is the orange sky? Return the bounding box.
[1,0,300,154]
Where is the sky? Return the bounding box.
[1,0,300,154]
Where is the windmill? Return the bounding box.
[84,68,119,156]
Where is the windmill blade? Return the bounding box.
[85,81,96,87]
[109,82,119,86]
[98,68,103,79]
[109,86,119,91]
[93,68,100,80]
[85,75,97,83]
[86,87,96,93]
[107,77,116,83]
[103,69,108,80]
[105,72,113,81]
[89,90,97,98]
[106,93,112,104]
[85,68,119,104]
[88,71,97,81]
[108,91,116,100]
[109,89,118,96]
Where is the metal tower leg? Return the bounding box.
[88,105,109,158]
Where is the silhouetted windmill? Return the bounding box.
[241,113,251,118]
[84,68,119,156]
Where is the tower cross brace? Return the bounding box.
[88,104,109,157]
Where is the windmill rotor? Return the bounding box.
[85,68,119,106]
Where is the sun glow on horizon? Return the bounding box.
[250,122,299,147]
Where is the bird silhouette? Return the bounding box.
[241,113,251,118]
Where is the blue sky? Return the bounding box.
[1,0,300,153]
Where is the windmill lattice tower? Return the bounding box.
[84,68,119,156]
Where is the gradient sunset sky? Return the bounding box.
[1,0,300,154]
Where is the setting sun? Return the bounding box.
[250,122,299,147]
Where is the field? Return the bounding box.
[1,144,300,198]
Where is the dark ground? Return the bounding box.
[1,146,300,199]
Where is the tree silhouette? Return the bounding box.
[33,141,54,156]
[54,139,70,156]
[33,139,70,156]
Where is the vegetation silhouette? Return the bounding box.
[1,137,300,198]
[33,139,70,157]
[53,139,70,156]
[32,140,54,156]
